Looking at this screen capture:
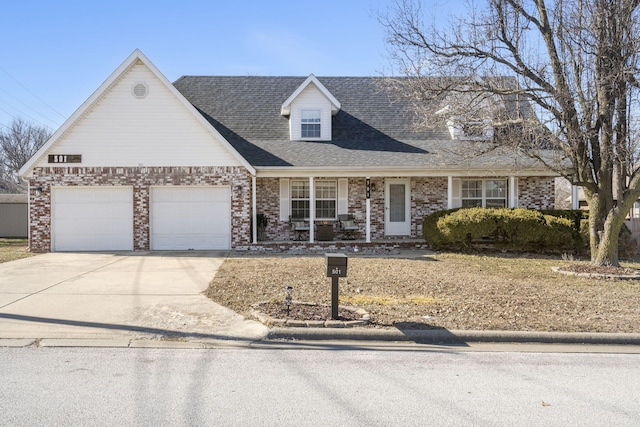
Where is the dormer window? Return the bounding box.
[281,75,341,142]
[301,110,321,138]
[446,117,494,140]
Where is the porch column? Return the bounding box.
[447,176,453,209]
[571,185,579,210]
[251,175,257,244]
[509,176,516,208]
[366,177,371,243]
[309,176,315,243]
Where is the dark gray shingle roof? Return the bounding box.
[172,76,546,171]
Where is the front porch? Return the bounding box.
[248,175,559,248]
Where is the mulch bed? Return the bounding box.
[254,302,362,322]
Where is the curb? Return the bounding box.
[266,328,640,345]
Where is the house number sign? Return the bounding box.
[48,154,82,164]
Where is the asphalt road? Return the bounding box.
[1,346,639,426]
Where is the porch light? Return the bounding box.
[35,187,43,196]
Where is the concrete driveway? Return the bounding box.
[0,252,267,346]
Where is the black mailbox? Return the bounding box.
[326,253,347,277]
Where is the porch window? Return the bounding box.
[291,180,310,218]
[315,180,337,219]
[461,179,506,208]
[290,179,337,219]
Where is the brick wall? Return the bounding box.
[28,166,251,252]
[518,176,555,210]
[255,175,555,242]
[256,176,448,241]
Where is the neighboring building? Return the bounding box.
[0,194,28,238]
[19,50,558,252]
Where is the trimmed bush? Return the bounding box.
[541,209,587,233]
[423,207,582,253]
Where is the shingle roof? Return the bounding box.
[172,76,549,172]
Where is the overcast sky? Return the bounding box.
[0,0,464,132]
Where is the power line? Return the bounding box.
[0,101,54,131]
[0,86,62,128]
[0,65,68,120]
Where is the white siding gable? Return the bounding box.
[289,84,333,141]
[33,61,242,168]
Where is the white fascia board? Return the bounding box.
[19,49,256,177]
[255,166,560,178]
[280,74,341,116]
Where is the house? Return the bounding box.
[19,50,558,252]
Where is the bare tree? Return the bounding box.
[380,0,640,266]
[0,119,50,193]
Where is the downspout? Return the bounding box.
[27,180,31,249]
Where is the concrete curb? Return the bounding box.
[267,328,640,345]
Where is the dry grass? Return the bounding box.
[206,252,640,332]
[0,238,34,264]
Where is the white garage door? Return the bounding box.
[150,186,231,250]
[51,187,134,251]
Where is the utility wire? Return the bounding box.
[0,86,62,128]
[0,65,68,120]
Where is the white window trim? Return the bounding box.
[280,178,348,222]
[461,178,507,208]
[290,179,310,219]
[289,179,337,220]
[301,109,322,139]
[314,180,337,220]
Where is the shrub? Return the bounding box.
[423,207,582,253]
[422,208,460,248]
[540,209,587,233]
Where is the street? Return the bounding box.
[1,346,638,426]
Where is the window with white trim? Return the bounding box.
[290,179,337,219]
[290,180,310,219]
[301,109,321,138]
[461,179,506,208]
[315,180,337,219]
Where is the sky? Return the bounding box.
[0,0,403,132]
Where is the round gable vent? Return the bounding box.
[132,82,149,99]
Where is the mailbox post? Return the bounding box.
[325,253,347,320]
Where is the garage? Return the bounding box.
[51,187,134,251]
[150,186,231,250]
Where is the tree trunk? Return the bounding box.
[586,188,627,267]
[591,213,624,267]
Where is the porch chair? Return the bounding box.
[338,214,359,240]
[290,216,310,241]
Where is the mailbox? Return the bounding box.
[326,253,348,277]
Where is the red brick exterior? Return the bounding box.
[28,166,252,252]
[255,176,555,242]
[28,169,555,251]
[518,177,556,210]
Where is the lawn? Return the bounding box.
[0,238,34,264]
[206,252,640,333]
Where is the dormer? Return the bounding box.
[437,107,494,141]
[281,75,341,141]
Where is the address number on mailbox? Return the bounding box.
[326,253,348,278]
